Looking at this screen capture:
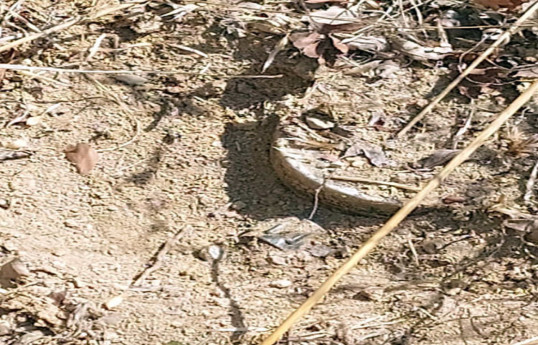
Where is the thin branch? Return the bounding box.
[0,64,282,78]
[330,175,421,192]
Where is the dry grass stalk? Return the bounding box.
[0,1,147,54]
[330,175,421,192]
[259,79,538,345]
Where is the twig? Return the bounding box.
[0,64,283,78]
[168,43,209,58]
[308,181,325,220]
[259,80,538,345]
[452,101,475,149]
[524,159,538,202]
[0,1,147,54]
[330,175,421,192]
[17,70,71,87]
[0,17,80,54]
[396,0,538,137]
[130,226,190,288]
[408,238,419,265]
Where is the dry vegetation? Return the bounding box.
[0,0,538,345]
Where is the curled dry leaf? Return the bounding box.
[344,141,393,167]
[391,36,452,61]
[291,32,322,58]
[308,6,357,26]
[65,143,98,175]
[306,6,362,33]
[344,36,389,52]
[290,32,348,63]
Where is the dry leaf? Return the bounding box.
[291,32,322,58]
[344,36,389,52]
[472,0,526,10]
[65,143,98,175]
[391,36,452,61]
[344,141,393,167]
[329,35,349,54]
[308,6,357,26]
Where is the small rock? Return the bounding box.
[64,219,79,229]
[268,255,287,265]
[353,288,383,301]
[419,239,442,254]
[113,74,148,86]
[99,312,123,326]
[104,295,123,310]
[25,116,41,126]
[17,330,44,344]
[269,279,292,288]
[0,320,11,335]
[5,138,28,149]
[197,245,225,262]
[308,244,334,258]
[231,201,246,211]
[0,199,9,209]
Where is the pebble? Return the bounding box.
[25,116,41,126]
[5,138,28,149]
[268,255,287,266]
[104,295,123,310]
[197,245,225,262]
[0,199,9,209]
[64,219,79,229]
[269,279,292,288]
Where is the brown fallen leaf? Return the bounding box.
[65,143,98,175]
[391,36,452,62]
[344,141,393,167]
[472,0,526,10]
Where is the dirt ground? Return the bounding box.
[1,1,538,345]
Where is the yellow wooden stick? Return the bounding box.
[260,79,538,345]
